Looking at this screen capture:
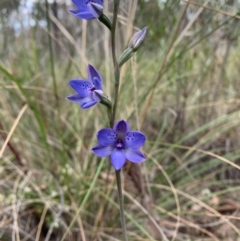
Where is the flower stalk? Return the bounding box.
[111,0,128,239]
[110,0,120,128]
[116,170,128,241]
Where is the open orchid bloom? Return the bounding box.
[92,120,146,170]
[66,64,104,109]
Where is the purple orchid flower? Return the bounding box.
[66,64,103,109]
[92,120,146,170]
[70,0,104,20]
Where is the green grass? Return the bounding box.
[1,0,240,240]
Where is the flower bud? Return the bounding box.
[118,48,133,68]
[88,2,103,19]
[128,26,148,52]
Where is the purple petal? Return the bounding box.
[69,80,92,97]
[92,144,113,157]
[125,131,146,148]
[111,148,126,170]
[69,9,81,15]
[97,128,117,146]
[77,11,95,20]
[92,77,102,90]
[69,9,95,20]
[87,64,102,90]
[125,148,146,163]
[81,100,97,108]
[92,90,103,102]
[95,0,103,5]
[72,0,88,9]
[66,94,93,104]
[88,2,103,18]
[113,120,130,139]
[67,95,93,105]
[66,94,83,104]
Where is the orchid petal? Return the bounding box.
[94,0,103,5]
[71,1,89,11]
[66,94,85,103]
[92,77,102,90]
[69,8,95,20]
[69,9,81,15]
[87,64,102,89]
[97,128,117,146]
[124,131,146,148]
[72,0,89,9]
[81,100,97,108]
[69,80,92,97]
[88,2,103,18]
[79,96,93,103]
[92,144,113,157]
[111,148,126,170]
[113,120,130,139]
[125,148,146,163]
[77,11,95,20]
[92,90,103,102]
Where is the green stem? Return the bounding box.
[112,82,119,126]
[110,0,120,127]
[115,170,128,241]
[107,109,112,126]
[109,0,128,239]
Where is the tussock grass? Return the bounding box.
[1,0,240,240]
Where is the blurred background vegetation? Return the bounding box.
[1,0,240,240]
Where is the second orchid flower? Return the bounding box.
[66,64,104,109]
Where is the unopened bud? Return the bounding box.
[128,27,148,52]
[118,48,133,68]
[88,2,103,18]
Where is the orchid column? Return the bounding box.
[66,0,148,240]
